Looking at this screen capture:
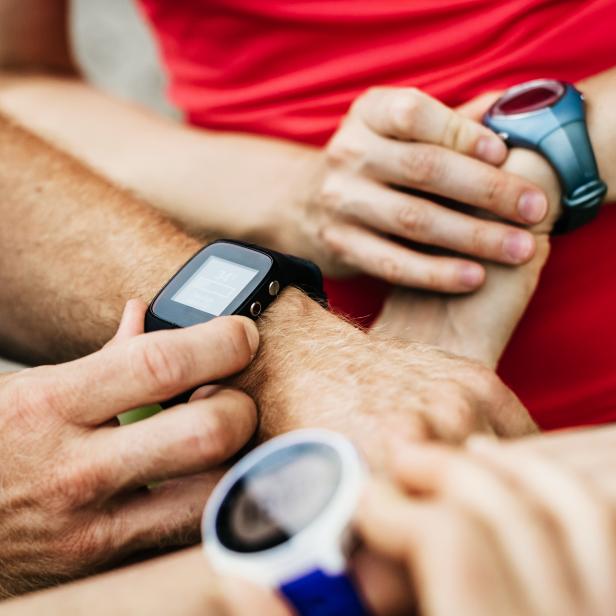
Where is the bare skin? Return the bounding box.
[3,426,616,615]
[0,107,534,595]
[0,0,548,292]
[0,302,260,597]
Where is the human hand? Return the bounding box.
[0,301,259,597]
[373,97,562,368]
[237,289,537,471]
[356,439,616,616]
[287,86,550,292]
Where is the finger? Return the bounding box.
[365,136,548,225]
[328,175,535,265]
[391,444,579,615]
[58,315,259,425]
[105,299,148,347]
[457,91,503,121]
[321,222,486,292]
[111,471,224,553]
[468,439,616,615]
[351,547,415,616]
[356,479,519,616]
[90,389,257,495]
[356,86,508,164]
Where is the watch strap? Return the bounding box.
[280,568,369,616]
[272,251,327,304]
[538,120,607,233]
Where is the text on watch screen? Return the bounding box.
[216,444,342,553]
[171,256,258,316]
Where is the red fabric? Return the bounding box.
[138,0,616,430]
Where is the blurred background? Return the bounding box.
[0,0,173,372]
[72,0,177,117]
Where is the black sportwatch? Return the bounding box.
[145,240,326,406]
[483,79,607,234]
[146,239,326,332]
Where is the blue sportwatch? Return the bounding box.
[483,79,607,234]
[202,430,370,616]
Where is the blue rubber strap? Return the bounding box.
[280,568,369,616]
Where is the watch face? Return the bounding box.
[215,442,342,553]
[172,256,259,316]
[492,80,565,116]
[151,241,273,327]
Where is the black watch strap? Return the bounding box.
[269,249,328,305]
[539,120,607,234]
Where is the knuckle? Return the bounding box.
[467,222,489,255]
[48,461,100,511]
[316,176,348,216]
[450,399,480,434]
[130,337,188,397]
[390,89,423,134]
[442,113,468,152]
[483,173,505,209]
[191,408,233,462]
[396,203,425,235]
[379,256,405,285]
[54,517,112,569]
[400,146,440,186]
[6,368,65,419]
[325,135,364,169]
[319,225,347,260]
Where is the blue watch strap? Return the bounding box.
[538,120,607,233]
[280,568,369,616]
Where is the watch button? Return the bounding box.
[250,302,262,317]
[268,280,280,296]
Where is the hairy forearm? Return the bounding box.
[0,73,317,249]
[0,112,200,361]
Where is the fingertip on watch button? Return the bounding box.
[517,190,548,224]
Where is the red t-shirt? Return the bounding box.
[138,0,616,430]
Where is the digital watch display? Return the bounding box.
[146,240,326,331]
[203,430,369,616]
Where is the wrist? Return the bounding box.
[231,287,365,440]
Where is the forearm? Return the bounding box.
[0,112,200,361]
[0,549,226,615]
[578,67,616,201]
[0,73,317,249]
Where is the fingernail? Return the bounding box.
[475,136,507,164]
[190,384,222,401]
[243,320,260,357]
[517,191,548,223]
[503,231,534,263]
[459,263,484,289]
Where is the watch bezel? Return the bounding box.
[488,78,567,120]
[203,429,364,588]
[151,241,274,327]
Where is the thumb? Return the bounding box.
[106,299,148,347]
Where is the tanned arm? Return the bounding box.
[0,113,535,464]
